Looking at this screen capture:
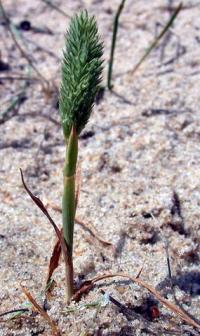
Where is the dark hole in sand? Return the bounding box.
[18,20,31,31]
[142,212,152,219]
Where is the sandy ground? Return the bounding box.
[0,0,200,335]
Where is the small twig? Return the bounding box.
[164,239,173,285]
[41,0,70,19]
[100,289,161,336]
[73,273,200,330]
[21,170,62,243]
[0,308,29,318]
[164,240,200,328]
[46,202,113,248]
[0,0,49,88]
[21,285,61,336]
[76,217,114,249]
[44,202,114,286]
[150,212,199,327]
[0,75,39,82]
[0,63,31,125]
[0,89,27,124]
[20,169,73,302]
[107,0,126,90]
[158,4,199,11]
[130,2,182,76]
[101,289,139,321]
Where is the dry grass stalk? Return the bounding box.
[73,272,200,330]
[21,285,61,336]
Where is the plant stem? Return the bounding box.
[62,125,78,300]
[131,2,182,76]
[0,0,49,88]
[107,0,126,90]
[41,0,71,19]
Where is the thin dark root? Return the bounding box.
[0,308,29,318]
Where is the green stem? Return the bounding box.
[107,0,126,90]
[131,2,182,76]
[62,125,78,300]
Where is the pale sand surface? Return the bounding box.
[0,0,200,335]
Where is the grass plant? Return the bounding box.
[107,0,126,90]
[2,4,199,333]
[107,1,181,90]
[131,3,182,75]
[59,10,103,301]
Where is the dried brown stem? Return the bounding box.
[21,285,61,336]
[73,272,200,330]
[76,217,114,248]
[46,202,113,248]
[20,169,73,303]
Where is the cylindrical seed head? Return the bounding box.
[59,10,104,139]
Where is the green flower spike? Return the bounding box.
[59,10,103,301]
[60,10,103,140]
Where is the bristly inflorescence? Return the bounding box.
[59,10,103,139]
